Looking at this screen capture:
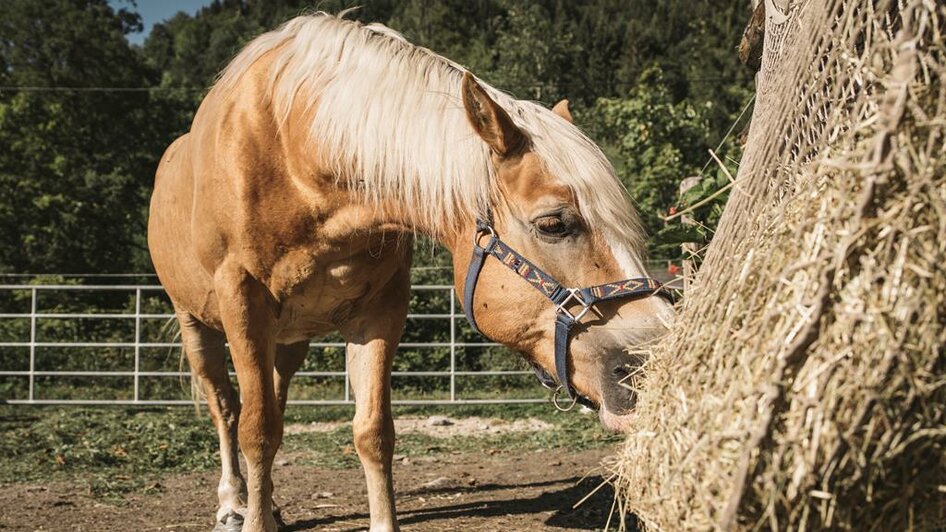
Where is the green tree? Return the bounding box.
[0,0,163,273]
[386,0,499,77]
[0,0,756,275]
[484,1,581,102]
[586,67,714,256]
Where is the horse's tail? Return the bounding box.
[158,314,202,414]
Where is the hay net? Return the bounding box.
[613,0,945,530]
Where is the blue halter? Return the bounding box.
[461,218,669,410]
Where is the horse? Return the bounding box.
[147,12,674,532]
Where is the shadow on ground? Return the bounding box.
[284,475,638,531]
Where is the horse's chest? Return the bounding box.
[273,248,406,342]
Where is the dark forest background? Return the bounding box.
[0,0,755,275]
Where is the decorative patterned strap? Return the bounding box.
[578,277,663,306]
[461,223,666,406]
[484,238,663,311]
[486,240,565,300]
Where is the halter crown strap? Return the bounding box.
[461,221,666,408]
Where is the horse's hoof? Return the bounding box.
[212,511,244,532]
[273,506,286,529]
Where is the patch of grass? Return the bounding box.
[281,402,594,424]
[0,406,219,499]
[278,403,620,470]
[0,403,620,499]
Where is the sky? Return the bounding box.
[109,0,214,45]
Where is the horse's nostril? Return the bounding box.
[612,365,631,378]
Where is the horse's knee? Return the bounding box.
[219,393,240,427]
[353,412,394,464]
[238,399,283,464]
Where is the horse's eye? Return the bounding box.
[534,215,568,236]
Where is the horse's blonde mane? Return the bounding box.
[214,13,646,267]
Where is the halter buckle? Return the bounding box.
[555,288,592,322]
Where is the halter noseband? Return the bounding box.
[461,217,669,410]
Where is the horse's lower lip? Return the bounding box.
[599,408,635,433]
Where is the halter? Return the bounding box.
[461,217,669,410]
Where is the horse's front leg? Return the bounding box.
[215,265,282,532]
[342,281,409,532]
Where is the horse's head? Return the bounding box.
[453,74,674,432]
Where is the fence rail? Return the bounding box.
[0,265,680,406]
[0,284,546,406]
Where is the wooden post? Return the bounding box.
[739,1,765,72]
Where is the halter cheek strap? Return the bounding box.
[461,220,668,409]
[462,221,495,335]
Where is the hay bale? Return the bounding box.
[613,1,946,529]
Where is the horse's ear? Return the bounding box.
[461,72,527,157]
[552,99,573,123]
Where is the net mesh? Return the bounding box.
[612,0,946,529]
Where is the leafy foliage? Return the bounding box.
[585,66,748,258]
[0,0,179,273]
[0,0,754,274]
[585,68,713,253]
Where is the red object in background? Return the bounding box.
[669,206,678,216]
[667,263,682,276]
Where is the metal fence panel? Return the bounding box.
[0,284,544,405]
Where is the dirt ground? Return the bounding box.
[0,446,631,531]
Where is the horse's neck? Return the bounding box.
[250,73,478,254]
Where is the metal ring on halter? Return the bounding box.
[551,385,579,412]
[473,224,496,247]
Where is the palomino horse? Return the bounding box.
[148,13,673,532]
